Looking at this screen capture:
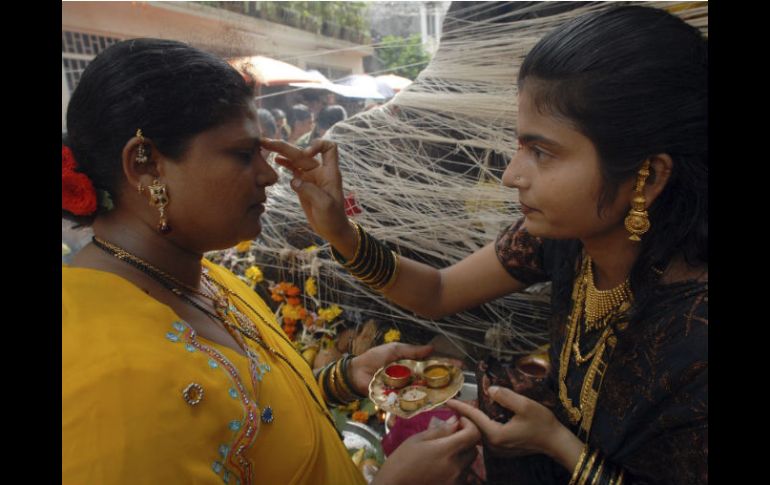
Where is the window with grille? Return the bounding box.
[62,31,122,93]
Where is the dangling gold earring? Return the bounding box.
[624,160,651,241]
[147,179,171,234]
[137,182,144,194]
[135,129,149,164]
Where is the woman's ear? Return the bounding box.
[121,134,162,189]
[643,153,673,207]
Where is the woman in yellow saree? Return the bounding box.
[62,38,480,485]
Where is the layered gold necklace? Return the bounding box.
[559,254,632,439]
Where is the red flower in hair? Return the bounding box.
[62,145,76,173]
[62,145,98,216]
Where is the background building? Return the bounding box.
[62,1,374,132]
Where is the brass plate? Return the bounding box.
[369,359,464,419]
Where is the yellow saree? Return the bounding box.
[62,260,365,485]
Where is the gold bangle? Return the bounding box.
[317,365,331,403]
[332,220,365,268]
[361,244,394,287]
[569,446,588,485]
[347,229,372,272]
[359,243,389,284]
[347,219,363,265]
[322,361,341,404]
[615,469,625,485]
[578,450,599,485]
[377,252,401,292]
[370,247,396,287]
[329,366,342,404]
[590,458,605,485]
[336,360,357,401]
[356,240,384,281]
[333,361,355,402]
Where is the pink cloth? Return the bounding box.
[381,407,459,456]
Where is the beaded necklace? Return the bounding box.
[91,236,338,433]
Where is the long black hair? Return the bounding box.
[518,6,708,318]
[64,38,255,223]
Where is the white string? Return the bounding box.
[210,1,707,361]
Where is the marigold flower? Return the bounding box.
[286,296,301,306]
[282,304,306,321]
[235,240,252,253]
[270,282,296,302]
[244,266,263,285]
[384,328,401,343]
[351,411,370,423]
[318,305,343,323]
[305,277,318,297]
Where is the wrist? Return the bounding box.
[543,421,584,471]
[329,219,358,261]
[347,354,367,397]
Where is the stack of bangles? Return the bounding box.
[568,445,625,485]
[330,219,400,292]
[314,354,365,405]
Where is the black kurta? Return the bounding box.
[489,217,707,484]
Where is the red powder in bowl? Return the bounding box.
[385,364,411,379]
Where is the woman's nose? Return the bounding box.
[257,154,279,186]
[502,153,526,188]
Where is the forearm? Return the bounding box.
[329,222,525,320]
[328,220,447,319]
[544,427,628,485]
[543,423,584,474]
[378,256,447,319]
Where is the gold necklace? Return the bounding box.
[573,256,632,365]
[558,254,628,438]
[583,257,631,332]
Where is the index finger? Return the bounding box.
[260,138,320,171]
[444,399,503,439]
[432,416,482,453]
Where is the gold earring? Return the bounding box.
[135,129,149,164]
[624,160,651,241]
[137,182,144,194]
[147,179,171,234]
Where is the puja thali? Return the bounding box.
[368,358,464,419]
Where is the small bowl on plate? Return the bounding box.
[383,364,413,389]
[423,363,452,388]
[399,386,428,411]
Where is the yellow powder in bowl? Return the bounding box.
[425,367,449,379]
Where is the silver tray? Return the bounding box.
[342,420,384,456]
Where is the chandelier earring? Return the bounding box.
[147,179,171,234]
[624,160,651,242]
